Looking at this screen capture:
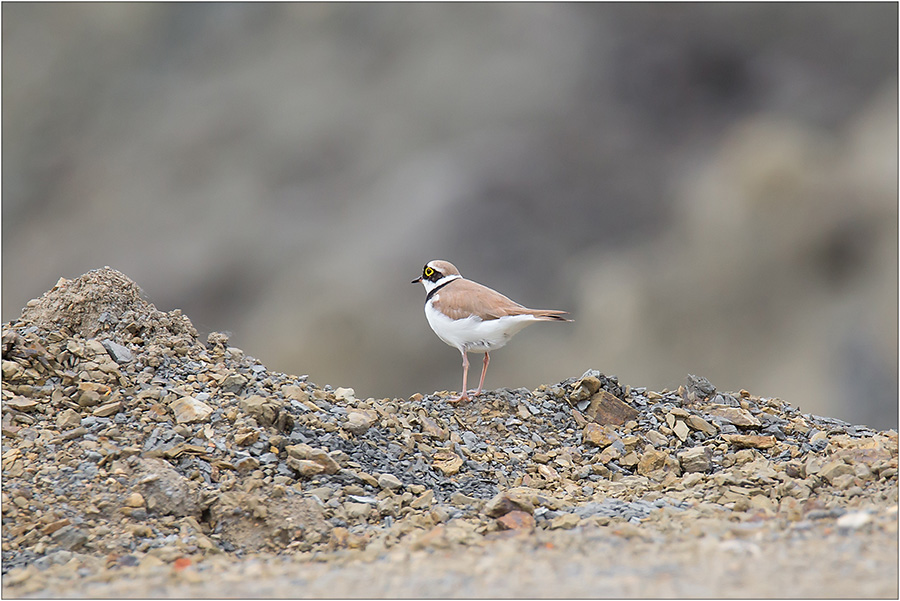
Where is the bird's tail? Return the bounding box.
[528,309,572,322]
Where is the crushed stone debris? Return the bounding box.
[2,268,897,597]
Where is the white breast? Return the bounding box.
[425,298,539,353]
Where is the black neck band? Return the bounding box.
[426,278,454,302]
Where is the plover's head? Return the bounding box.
[411,260,461,294]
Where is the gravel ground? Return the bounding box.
[2,268,897,598]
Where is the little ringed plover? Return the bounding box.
[412,260,571,403]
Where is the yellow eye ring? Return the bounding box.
[424,267,434,277]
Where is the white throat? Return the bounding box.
[421,274,461,296]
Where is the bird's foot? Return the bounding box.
[447,393,471,404]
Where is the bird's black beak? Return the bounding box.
[411,276,422,284]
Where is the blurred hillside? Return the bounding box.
[3,4,897,428]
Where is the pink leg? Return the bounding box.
[448,350,471,404]
[472,352,490,397]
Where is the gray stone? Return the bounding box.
[136,458,201,517]
[101,339,133,363]
[678,446,712,473]
[51,525,88,551]
[56,408,82,430]
[377,473,403,490]
[235,456,261,472]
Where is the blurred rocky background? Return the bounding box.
[3,4,896,428]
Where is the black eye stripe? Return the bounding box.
[423,265,440,281]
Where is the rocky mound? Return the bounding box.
[2,268,897,597]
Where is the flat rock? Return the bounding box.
[169,396,213,423]
[334,387,356,402]
[549,513,581,530]
[345,410,377,435]
[687,415,717,435]
[124,492,145,507]
[135,458,201,517]
[637,449,669,476]
[678,446,712,473]
[7,397,39,412]
[93,401,123,417]
[819,460,855,483]
[583,422,618,448]
[100,339,133,363]
[287,458,326,478]
[708,407,761,428]
[496,510,535,531]
[378,473,403,490]
[484,491,535,518]
[673,420,691,441]
[584,390,639,426]
[50,526,88,551]
[722,434,776,449]
[286,444,341,474]
[433,450,464,476]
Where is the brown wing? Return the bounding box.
[432,278,571,322]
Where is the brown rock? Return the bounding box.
[286,444,341,474]
[7,396,39,412]
[240,395,283,428]
[77,382,111,407]
[597,445,621,463]
[330,526,350,548]
[345,410,377,435]
[281,385,308,402]
[344,502,372,519]
[620,451,639,467]
[687,415,717,435]
[287,458,326,478]
[355,471,379,488]
[571,408,588,428]
[2,360,24,381]
[51,525,88,551]
[584,390,639,426]
[330,526,369,549]
[125,492,145,507]
[136,458,201,518]
[537,464,560,481]
[52,427,87,443]
[234,428,259,446]
[570,376,603,402]
[377,473,403,490]
[583,423,618,448]
[645,430,669,447]
[484,491,535,518]
[708,407,761,428]
[235,456,260,472]
[819,460,855,484]
[219,373,248,394]
[333,387,356,402]
[55,408,82,430]
[420,415,447,440]
[549,513,581,530]
[169,396,213,424]
[411,525,449,550]
[678,446,713,473]
[41,518,71,536]
[410,489,435,509]
[722,434,776,449]
[433,450,464,476]
[496,510,535,531]
[637,449,669,475]
[93,400,123,417]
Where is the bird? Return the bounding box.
[412,260,571,403]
